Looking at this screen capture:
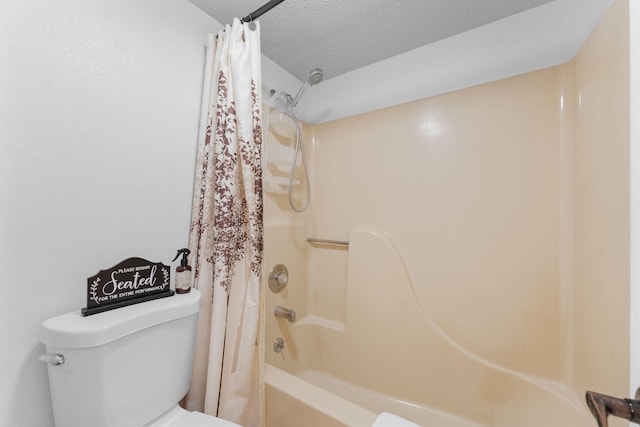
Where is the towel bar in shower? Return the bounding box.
[306,237,349,247]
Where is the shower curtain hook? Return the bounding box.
[247,15,257,30]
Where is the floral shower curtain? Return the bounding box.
[184,19,263,427]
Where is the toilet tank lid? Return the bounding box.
[40,289,201,349]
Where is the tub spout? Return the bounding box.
[274,306,296,322]
[585,390,640,427]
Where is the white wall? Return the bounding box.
[0,1,217,425]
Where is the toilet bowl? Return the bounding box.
[40,289,241,427]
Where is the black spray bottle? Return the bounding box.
[172,248,192,294]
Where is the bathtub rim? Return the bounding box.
[265,364,378,427]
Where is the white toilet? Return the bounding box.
[40,289,241,427]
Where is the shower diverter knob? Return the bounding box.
[268,264,288,293]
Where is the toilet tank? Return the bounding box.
[40,290,202,427]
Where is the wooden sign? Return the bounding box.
[82,257,173,316]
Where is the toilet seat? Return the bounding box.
[178,411,242,427]
[145,405,242,427]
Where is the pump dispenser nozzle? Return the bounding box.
[173,248,191,267]
[172,248,192,294]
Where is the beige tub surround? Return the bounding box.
[264,1,631,426]
[573,0,630,399]
[310,66,568,380]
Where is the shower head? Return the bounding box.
[307,68,324,86]
[291,67,324,106]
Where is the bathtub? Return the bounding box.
[264,364,486,427]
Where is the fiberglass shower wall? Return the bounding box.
[310,67,567,378]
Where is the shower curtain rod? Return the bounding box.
[240,0,285,23]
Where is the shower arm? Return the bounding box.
[291,81,310,107]
[585,390,640,427]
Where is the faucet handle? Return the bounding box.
[268,264,288,293]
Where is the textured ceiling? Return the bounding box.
[189,0,555,82]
